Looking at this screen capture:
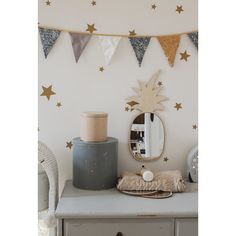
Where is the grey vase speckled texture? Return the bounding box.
[188,32,198,49]
[129,37,151,66]
[73,137,118,190]
[39,28,61,58]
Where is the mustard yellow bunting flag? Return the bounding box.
[157,35,181,67]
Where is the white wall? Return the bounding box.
[38,0,198,192]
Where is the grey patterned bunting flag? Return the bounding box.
[129,37,151,67]
[39,28,61,58]
[69,33,91,62]
[188,32,198,49]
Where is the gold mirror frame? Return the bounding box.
[128,112,166,162]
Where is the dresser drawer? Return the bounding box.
[175,218,198,236]
[64,219,174,236]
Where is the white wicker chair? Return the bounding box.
[38,141,58,235]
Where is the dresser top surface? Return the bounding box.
[56,180,198,219]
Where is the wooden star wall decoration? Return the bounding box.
[56,102,62,108]
[151,4,157,10]
[99,66,104,72]
[176,5,184,14]
[163,157,169,162]
[86,24,97,33]
[180,50,190,61]
[40,85,56,100]
[91,1,96,6]
[129,30,137,37]
[45,0,51,6]
[66,141,73,149]
[174,103,182,111]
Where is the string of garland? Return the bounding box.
[38,25,198,67]
[38,24,198,38]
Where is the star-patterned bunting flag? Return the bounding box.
[188,32,198,49]
[157,35,181,67]
[99,36,121,65]
[69,33,91,62]
[40,85,56,100]
[39,28,61,58]
[129,37,151,66]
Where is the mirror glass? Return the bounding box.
[129,113,164,161]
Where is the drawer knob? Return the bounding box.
[116,232,123,236]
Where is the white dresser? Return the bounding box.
[56,180,198,236]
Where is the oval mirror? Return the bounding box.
[129,113,165,161]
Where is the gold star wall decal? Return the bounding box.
[192,124,198,130]
[40,85,56,100]
[180,50,190,61]
[158,81,163,86]
[163,157,169,162]
[127,101,139,107]
[86,24,97,33]
[91,1,96,6]
[125,106,129,111]
[176,5,184,14]
[99,66,104,72]
[129,30,137,37]
[174,103,182,111]
[66,141,73,149]
[46,0,51,6]
[56,102,62,108]
[151,4,157,10]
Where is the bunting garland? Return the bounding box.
[129,37,151,67]
[39,27,61,58]
[38,26,198,66]
[157,35,180,67]
[99,36,121,65]
[188,32,198,49]
[69,33,91,62]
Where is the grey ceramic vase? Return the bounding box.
[73,137,118,190]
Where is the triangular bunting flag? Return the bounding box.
[129,37,151,67]
[99,36,121,65]
[157,35,181,67]
[188,32,198,49]
[69,33,91,62]
[39,27,61,58]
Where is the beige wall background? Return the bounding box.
[38,0,198,192]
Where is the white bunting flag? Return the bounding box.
[99,36,121,65]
